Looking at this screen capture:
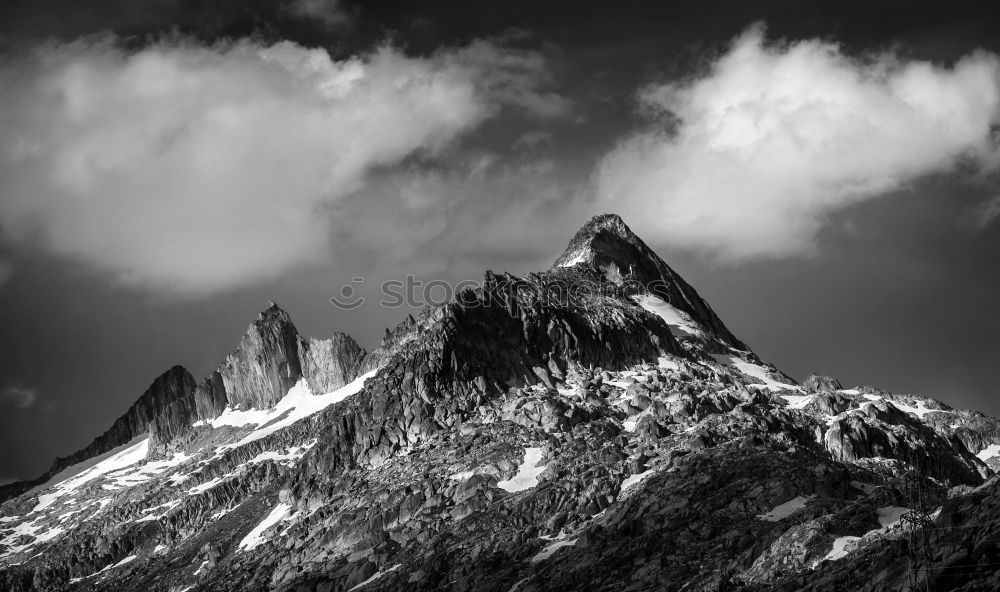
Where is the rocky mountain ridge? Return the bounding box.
[0,305,366,502]
[2,214,1000,592]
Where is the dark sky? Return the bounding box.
[2,0,1000,482]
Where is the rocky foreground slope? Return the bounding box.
[3,214,1000,592]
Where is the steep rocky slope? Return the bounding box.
[2,214,1000,592]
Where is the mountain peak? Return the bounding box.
[552,213,641,270]
[575,212,633,237]
[554,213,747,350]
[258,300,291,322]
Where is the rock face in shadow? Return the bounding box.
[193,371,228,422]
[147,383,200,451]
[53,365,196,468]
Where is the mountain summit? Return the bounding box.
[555,214,746,350]
[553,213,649,270]
[3,214,1000,592]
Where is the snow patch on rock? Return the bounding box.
[891,399,943,419]
[633,294,705,338]
[250,441,317,467]
[711,354,801,392]
[977,444,1000,461]
[531,536,578,563]
[497,448,546,493]
[188,477,224,496]
[238,502,294,552]
[105,451,191,490]
[757,495,814,522]
[27,437,150,513]
[620,470,654,491]
[225,369,380,449]
[823,536,860,561]
[657,357,680,371]
[781,394,814,410]
[348,563,402,591]
[557,252,589,268]
[136,500,182,523]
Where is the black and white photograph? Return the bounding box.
[2,1,1000,590]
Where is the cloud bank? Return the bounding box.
[595,25,1000,260]
[0,37,563,295]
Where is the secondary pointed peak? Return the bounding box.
[260,299,288,317]
[249,301,297,333]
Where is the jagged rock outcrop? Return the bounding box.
[212,304,367,411]
[0,302,371,479]
[147,308,369,452]
[823,401,985,484]
[803,374,844,393]
[218,303,307,410]
[805,392,853,416]
[300,333,366,394]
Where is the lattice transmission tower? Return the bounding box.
[900,474,937,592]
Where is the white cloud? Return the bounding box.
[0,37,563,296]
[0,385,39,409]
[332,147,576,274]
[594,24,1000,260]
